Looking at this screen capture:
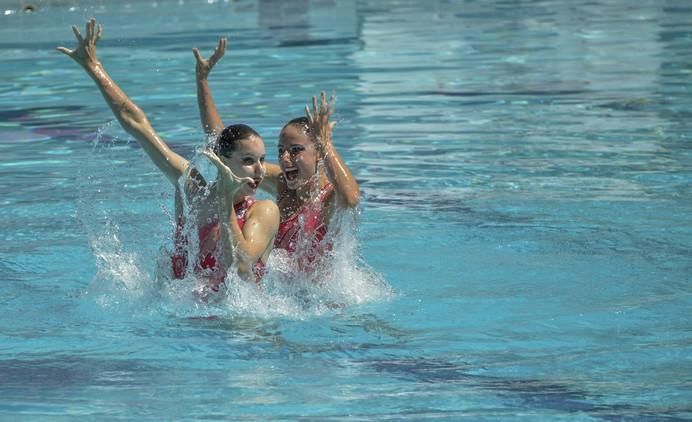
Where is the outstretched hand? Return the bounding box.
[56,18,102,69]
[201,150,253,196]
[305,91,336,156]
[193,38,227,80]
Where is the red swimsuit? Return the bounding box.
[274,183,333,270]
[171,197,265,289]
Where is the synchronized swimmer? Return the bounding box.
[193,38,360,271]
[58,19,360,294]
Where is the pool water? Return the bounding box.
[1,0,691,419]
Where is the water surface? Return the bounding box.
[1,0,691,419]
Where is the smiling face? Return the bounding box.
[278,122,318,191]
[220,135,266,197]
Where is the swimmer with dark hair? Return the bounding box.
[193,39,360,272]
[58,19,279,293]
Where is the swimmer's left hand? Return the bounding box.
[56,18,103,70]
[193,38,227,80]
[201,150,254,195]
[305,91,337,157]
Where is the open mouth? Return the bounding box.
[283,168,299,182]
[249,178,262,190]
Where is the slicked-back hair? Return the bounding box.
[216,124,261,157]
[283,117,310,134]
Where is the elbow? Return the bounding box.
[235,261,259,284]
[120,112,149,135]
[233,249,253,281]
[130,113,150,129]
[236,261,250,278]
[117,100,149,129]
[343,189,360,209]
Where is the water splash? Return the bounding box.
[75,122,158,308]
[154,209,393,320]
[76,124,392,320]
[222,211,394,320]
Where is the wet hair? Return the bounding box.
[215,124,261,157]
[283,116,310,134]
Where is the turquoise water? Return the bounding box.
[2,0,692,419]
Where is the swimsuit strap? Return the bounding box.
[234,196,255,227]
[317,182,334,202]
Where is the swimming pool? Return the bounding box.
[1,0,691,419]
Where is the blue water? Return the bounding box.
[2,0,691,419]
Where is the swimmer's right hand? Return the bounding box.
[305,91,337,158]
[201,150,254,196]
[56,18,102,69]
[193,38,227,80]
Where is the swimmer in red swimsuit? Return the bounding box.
[194,40,360,270]
[171,195,266,290]
[59,20,279,290]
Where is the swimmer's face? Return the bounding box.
[220,135,266,196]
[278,123,318,190]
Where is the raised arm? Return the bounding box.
[193,39,226,138]
[306,92,360,209]
[57,19,188,185]
[193,39,281,196]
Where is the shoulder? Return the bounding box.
[265,162,282,179]
[248,199,280,229]
[320,181,336,206]
[322,181,335,197]
[252,198,279,211]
